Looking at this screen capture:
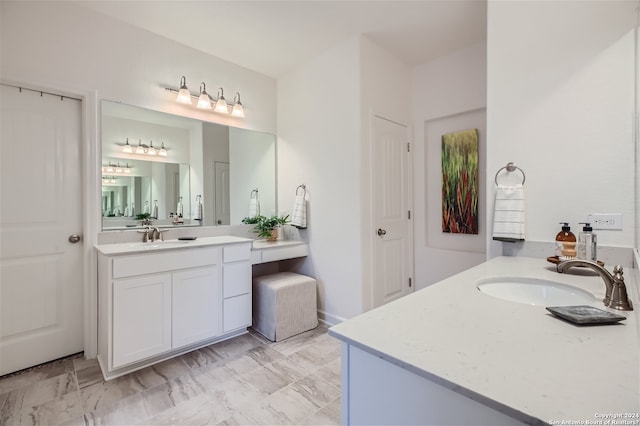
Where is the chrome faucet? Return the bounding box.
[557,259,633,311]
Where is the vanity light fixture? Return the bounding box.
[231,92,245,118]
[176,76,192,104]
[122,137,133,154]
[135,139,145,155]
[147,141,157,156]
[213,88,228,114]
[197,82,212,110]
[158,142,168,157]
[102,163,133,175]
[165,77,245,118]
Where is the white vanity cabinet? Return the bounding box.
[97,239,252,380]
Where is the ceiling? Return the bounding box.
[77,0,487,79]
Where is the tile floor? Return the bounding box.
[0,326,341,425]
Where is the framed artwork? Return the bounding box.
[441,129,479,234]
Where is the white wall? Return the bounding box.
[277,35,411,322]
[229,127,276,223]
[411,42,488,289]
[359,36,412,310]
[277,37,362,323]
[0,1,276,134]
[486,1,637,258]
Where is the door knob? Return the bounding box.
[217,220,222,224]
[377,228,387,236]
[68,234,82,243]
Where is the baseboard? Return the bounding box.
[317,309,345,327]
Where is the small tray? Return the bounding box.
[178,237,198,241]
[546,256,604,267]
[546,305,626,325]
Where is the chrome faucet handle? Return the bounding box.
[156,229,169,241]
[137,227,151,242]
[608,265,633,311]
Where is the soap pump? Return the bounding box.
[577,222,597,261]
[555,222,576,258]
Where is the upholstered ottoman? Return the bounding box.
[252,272,318,341]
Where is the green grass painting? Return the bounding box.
[442,129,479,234]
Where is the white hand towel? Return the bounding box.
[249,198,260,217]
[291,194,307,229]
[492,184,525,242]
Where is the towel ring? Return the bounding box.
[296,184,306,197]
[494,162,526,186]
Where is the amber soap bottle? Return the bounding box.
[555,222,576,259]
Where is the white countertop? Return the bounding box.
[95,236,252,255]
[329,256,640,424]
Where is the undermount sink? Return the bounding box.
[476,277,596,306]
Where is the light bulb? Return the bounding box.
[136,139,145,154]
[147,141,157,156]
[159,142,168,157]
[214,88,228,113]
[122,138,133,153]
[231,93,245,118]
[197,82,212,110]
[176,76,192,104]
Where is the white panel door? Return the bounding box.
[0,84,84,375]
[172,266,222,348]
[372,116,413,308]
[112,273,172,368]
[214,161,230,225]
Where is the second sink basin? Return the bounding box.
[476,277,595,306]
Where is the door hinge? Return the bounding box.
[407,142,410,152]
[409,278,412,288]
[408,210,411,220]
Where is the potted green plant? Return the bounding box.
[242,214,289,241]
[136,212,152,226]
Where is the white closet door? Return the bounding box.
[0,84,84,375]
[372,116,413,308]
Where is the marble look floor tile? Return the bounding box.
[287,339,341,373]
[86,380,186,426]
[205,375,264,414]
[232,399,297,425]
[221,345,286,377]
[208,333,264,359]
[140,393,232,426]
[0,358,75,395]
[4,389,84,426]
[291,375,341,410]
[1,370,78,418]
[269,326,329,356]
[260,382,321,424]
[241,357,310,398]
[300,396,341,425]
[74,359,103,390]
[79,374,148,413]
[314,358,342,390]
[181,346,225,370]
[133,356,192,389]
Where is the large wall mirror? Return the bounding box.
[101,100,276,230]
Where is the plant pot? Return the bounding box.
[267,228,278,241]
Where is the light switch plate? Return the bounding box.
[587,213,623,230]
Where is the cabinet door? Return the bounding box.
[112,273,172,368]
[172,266,222,348]
[223,293,252,333]
[223,261,252,298]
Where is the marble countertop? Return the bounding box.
[95,235,253,255]
[329,256,640,424]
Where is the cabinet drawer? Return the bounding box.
[223,293,252,332]
[223,262,251,298]
[113,246,218,278]
[223,243,251,263]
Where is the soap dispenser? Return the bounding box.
[555,222,576,259]
[577,222,597,261]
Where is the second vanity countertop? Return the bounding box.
[329,256,640,424]
[95,236,310,258]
